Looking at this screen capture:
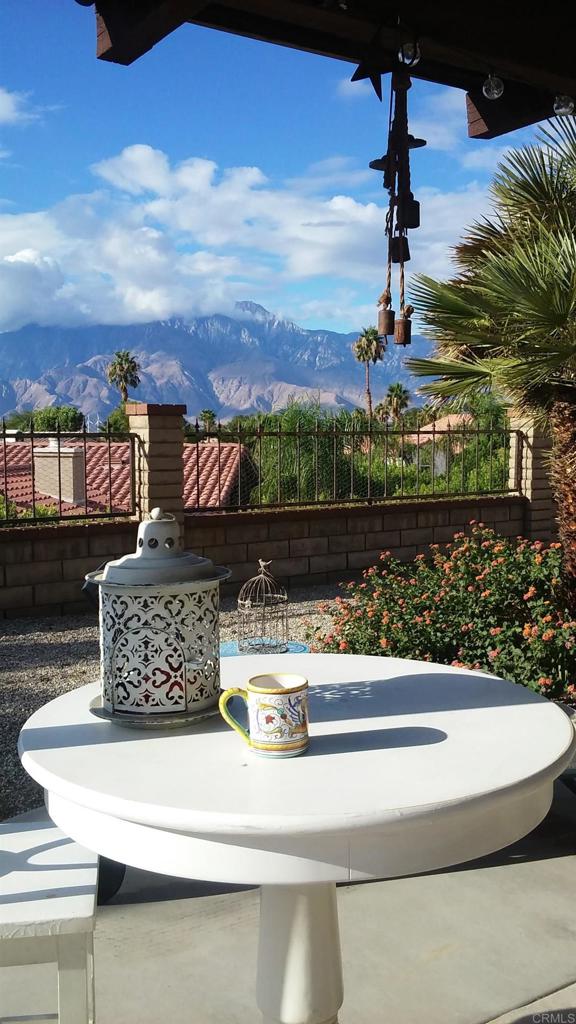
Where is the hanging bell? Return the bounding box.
[396,191,420,230]
[390,235,410,263]
[369,152,394,190]
[394,317,412,346]
[406,134,427,150]
[378,306,395,339]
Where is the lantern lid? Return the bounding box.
[87,508,230,586]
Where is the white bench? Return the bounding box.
[0,810,98,1023]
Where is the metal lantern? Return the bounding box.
[86,508,230,726]
[238,560,289,655]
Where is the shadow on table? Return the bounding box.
[306,726,446,756]
[308,671,547,723]
[20,669,549,756]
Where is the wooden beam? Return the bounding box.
[466,86,554,139]
[189,0,576,95]
[96,0,206,65]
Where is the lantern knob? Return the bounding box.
[150,506,168,520]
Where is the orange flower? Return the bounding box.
[542,629,555,641]
[490,627,502,636]
[534,554,543,565]
[339,640,349,651]
[538,677,553,688]
[481,589,491,598]
[523,586,537,600]
[523,623,532,638]
[542,614,552,623]
[488,649,500,660]
[380,637,389,649]
[414,615,424,624]
[367,610,374,618]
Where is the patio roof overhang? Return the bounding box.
[93,0,575,139]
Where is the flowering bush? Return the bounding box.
[310,523,576,701]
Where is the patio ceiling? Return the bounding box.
[93,0,575,138]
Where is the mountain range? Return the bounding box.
[0,301,431,423]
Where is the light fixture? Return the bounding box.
[398,40,421,66]
[554,94,575,116]
[482,73,504,100]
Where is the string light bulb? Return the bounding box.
[553,94,575,116]
[398,40,421,66]
[482,73,504,100]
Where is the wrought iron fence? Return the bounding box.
[184,421,521,512]
[0,422,136,526]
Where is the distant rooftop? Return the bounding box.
[0,439,252,517]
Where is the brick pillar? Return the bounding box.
[508,411,556,540]
[126,403,186,534]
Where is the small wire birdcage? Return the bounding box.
[238,560,289,655]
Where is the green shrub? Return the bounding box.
[310,523,576,700]
[0,496,58,523]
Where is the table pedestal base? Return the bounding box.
[257,883,343,1024]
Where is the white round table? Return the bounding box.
[19,653,576,1024]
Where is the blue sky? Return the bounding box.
[0,2,538,334]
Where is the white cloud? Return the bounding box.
[410,87,468,152]
[0,143,492,332]
[336,76,372,99]
[460,145,510,172]
[0,86,41,126]
[286,156,372,194]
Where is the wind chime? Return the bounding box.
[370,70,426,347]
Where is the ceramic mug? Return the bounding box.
[219,673,309,757]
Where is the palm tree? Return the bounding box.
[199,409,217,432]
[405,118,576,599]
[373,401,389,424]
[352,326,384,419]
[385,382,411,424]
[106,350,141,403]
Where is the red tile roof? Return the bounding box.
[0,439,250,517]
[405,413,474,446]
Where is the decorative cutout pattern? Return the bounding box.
[99,583,221,714]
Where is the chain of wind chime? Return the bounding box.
[371,71,426,347]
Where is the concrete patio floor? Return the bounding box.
[3,778,576,1023]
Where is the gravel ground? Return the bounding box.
[0,585,341,821]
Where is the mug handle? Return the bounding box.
[219,688,250,744]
